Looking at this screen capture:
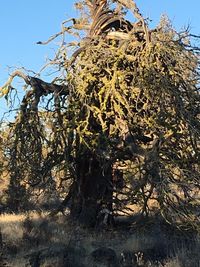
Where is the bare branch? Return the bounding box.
[118,0,150,43]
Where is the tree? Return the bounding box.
[0,127,10,209]
[0,0,200,229]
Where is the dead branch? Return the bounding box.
[36,18,78,45]
[118,0,150,43]
[1,70,68,95]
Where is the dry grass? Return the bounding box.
[0,211,200,267]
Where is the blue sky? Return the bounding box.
[0,0,200,117]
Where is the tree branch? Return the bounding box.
[1,71,68,112]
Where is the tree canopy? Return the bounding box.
[0,0,200,229]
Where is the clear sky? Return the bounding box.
[0,0,200,118]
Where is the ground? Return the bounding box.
[0,211,200,267]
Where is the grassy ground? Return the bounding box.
[0,211,200,267]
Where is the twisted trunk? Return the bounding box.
[70,151,113,227]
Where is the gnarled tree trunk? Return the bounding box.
[70,150,113,227]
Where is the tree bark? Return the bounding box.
[70,150,113,227]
